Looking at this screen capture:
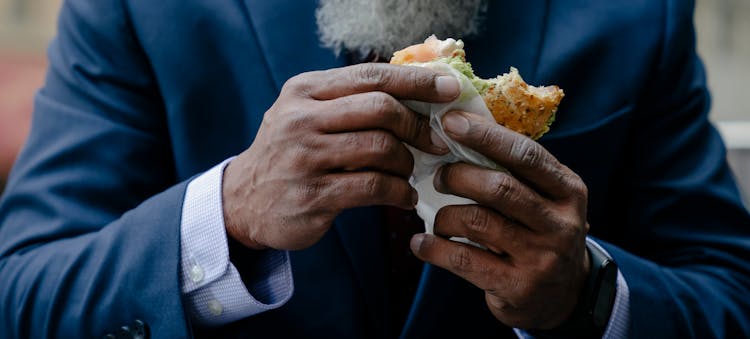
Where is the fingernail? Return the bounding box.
[430,129,449,151]
[433,166,446,193]
[443,112,470,135]
[411,189,419,206]
[436,76,460,98]
[410,233,425,253]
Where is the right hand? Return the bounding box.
[223,63,459,250]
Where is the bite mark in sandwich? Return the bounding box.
[390,35,564,140]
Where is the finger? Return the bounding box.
[442,111,586,201]
[433,204,532,256]
[313,130,414,178]
[314,91,448,154]
[435,163,553,232]
[410,233,513,293]
[311,171,417,212]
[292,63,460,102]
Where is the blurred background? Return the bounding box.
[0,0,748,206]
[0,0,56,193]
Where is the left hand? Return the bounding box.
[409,111,591,330]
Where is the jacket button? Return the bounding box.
[114,326,131,339]
[105,320,149,339]
[133,319,149,339]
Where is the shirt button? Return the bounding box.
[189,264,204,283]
[208,300,223,316]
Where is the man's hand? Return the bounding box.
[223,63,458,251]
[410,111,591,330]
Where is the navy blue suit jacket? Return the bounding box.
[1,0,749,337]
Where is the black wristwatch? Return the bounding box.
[529,241,619,339]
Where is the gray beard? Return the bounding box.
[316,0,487,58]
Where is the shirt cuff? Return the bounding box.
[514,238,630,339]
[179,157,294,326]
[593,239,630,339]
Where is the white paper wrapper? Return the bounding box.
[402,61,504,245]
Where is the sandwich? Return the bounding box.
[390,35,564,140]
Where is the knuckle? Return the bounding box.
[284,111,315,132]
[341,132,361,149]
[291,144,313,167]
[552,165,588,201]
[565,219,589,243]
[284,72,315,96]
[365,92,401,123]
[354,64,389,89]
[366,91,394,112]
[466,207,491,236]
[489,173,516,200]
[568,173,588,200]
[337,93,358,108]
[558,213,583,231]
[281,76,301,93]
[299,177,327,202]
[537,204,558,223]
[512,138,544,169]
[449,246,474,273]
[368,131,396,155]
[476,125,499,147]
[361,173,385,195]
[546,205,585,237]
[361,91,384,107]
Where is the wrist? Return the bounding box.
[529,241,618,339]
[222,157,267,250]
[224,217,266,250]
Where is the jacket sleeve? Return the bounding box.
[599,0,750,337]
[0,0,192,337]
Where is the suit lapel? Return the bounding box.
[243,0,347,92]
